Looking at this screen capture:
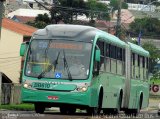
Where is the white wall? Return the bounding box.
[0,28,23,83]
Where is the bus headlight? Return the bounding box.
[23,82,32,88]
[77,86,88,92]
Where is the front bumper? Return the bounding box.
[21,88,91,107]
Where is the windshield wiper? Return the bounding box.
[53,51,60,72]
[37,51,60,79]
[63,50,72,81]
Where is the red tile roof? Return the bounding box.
[2,18,37,36]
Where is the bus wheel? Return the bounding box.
[60,107,76,115]
[68,108,76,114]
[103,109,112,115]
[125,105,140,116]
[60,107,67,114]
[86,108,93,115]
[34,103,45,114]
[134,99,141,116]
[114,95,122,114]
[86,107,100,116]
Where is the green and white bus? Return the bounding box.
[20,24,150,115]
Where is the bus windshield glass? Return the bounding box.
[25,39,92,80]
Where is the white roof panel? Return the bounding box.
[8,8,50,18]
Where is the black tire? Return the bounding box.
[87,92,103,115]
[60,107,68,114]
[93,92,103,115]
[158,110,160,116]
[60,107,76,115]
[103,109,113,115]
[125,101,140,116]
[114,95,122,114]
[86,108,93,115]
[86,107,101,116]
[34,103,45,114]
[68,108,76,114]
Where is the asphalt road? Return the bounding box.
[0,109,159,119]
[0,99,159,119]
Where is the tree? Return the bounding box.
[86,0,110,21]
[27,13,51,29]
[142,42,160,73]
[129,17,160,37]
[50,0,110,25]
[109,0,128,11]
[50,0,87,24]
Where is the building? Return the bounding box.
[0,18,37,83]
[22,0,52,9]
[12,15,35,23]
[7,8,50,18]
[4,0,31,17]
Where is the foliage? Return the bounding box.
[142,42,160,73]
[50,0,110,25]
[50,0,88,24]
[109,0,128,11]
[27,13,51,29]
[86,0,110,22]
[129,17,160,37]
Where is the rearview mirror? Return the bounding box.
[95,49,100,62]
[20,42,29,56]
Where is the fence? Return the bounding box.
[1,83,21,105]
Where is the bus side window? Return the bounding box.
[142,56,146,80]
[132,53,135,79]
[97,39,105,71]
[106,43,111,72]
[93,46,100,76]
[117,47,123,75]
[121,49,125,75]
[135,54,139,78]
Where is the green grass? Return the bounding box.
[150,79,160,85]
[0,103,34,111]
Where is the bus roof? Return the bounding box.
[33,24,149,57]
[128,42,150,57]
[96,30,126,48]
[33,24,97,42]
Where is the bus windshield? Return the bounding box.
[25,39,92,80]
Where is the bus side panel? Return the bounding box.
[128,80,149,109]
[128,79,140,109]
[140,81,150,109]
[100,73,125,109]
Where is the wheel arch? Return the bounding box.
[117,88,123,108]
[97,85,104,107]
[138,91,143,109]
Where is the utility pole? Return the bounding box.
[116,0,122,38]
[0,0,5,105]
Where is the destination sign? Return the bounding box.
[49,43,83,50]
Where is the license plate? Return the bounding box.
[32,82,51,89]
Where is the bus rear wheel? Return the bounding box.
[86,107,101,115]
[125,102,140,116]
[34,103,45,114]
